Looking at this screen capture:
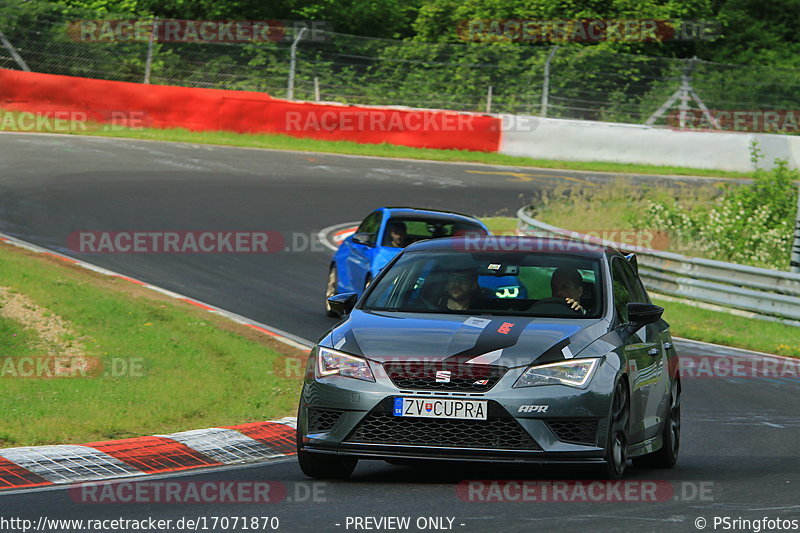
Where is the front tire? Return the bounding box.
[325,265,338,317]
[633,378,680,469]
[597,378,630,479]
[298,450,357,479]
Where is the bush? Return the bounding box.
[641,153,798,269]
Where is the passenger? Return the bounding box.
[550,267,586,314]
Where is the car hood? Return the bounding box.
[325,310,610,368]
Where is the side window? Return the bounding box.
[357,212,382,244]
[620,261,650,304]
[611,259,631,323]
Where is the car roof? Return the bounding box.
[404,236,617,258]
[380,207,483,224]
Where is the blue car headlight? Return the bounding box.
[316,347,375,382]
[513,358,600,389]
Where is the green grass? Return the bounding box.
[653,297,800,358]
[0,244,305,447]
[521,181,724,257]
[0,315,41,359]
[480,217,519,234]
[0,108,751,178]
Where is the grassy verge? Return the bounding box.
[0,108,751,179]
[0,242,307,447]
[482,217,800,358]
[0,316,41,359]
[525,181,724,257]
[652,297,800,358]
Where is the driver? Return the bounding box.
[550,267,586,314]
[386,221,410,247]
[440,267,484,311]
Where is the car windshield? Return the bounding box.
[381,218,487,247]
[363,251,604,318]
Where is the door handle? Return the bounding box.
[647,348,659,357]
[664,342,672,350]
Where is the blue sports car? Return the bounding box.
[326,207,526,316]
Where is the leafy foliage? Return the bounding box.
[640,147,799,269]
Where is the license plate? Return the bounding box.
[393,397,487,420]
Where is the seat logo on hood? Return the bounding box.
[435,370,452,382]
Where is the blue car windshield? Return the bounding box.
[363,251,604,318]
[382,218,487,247]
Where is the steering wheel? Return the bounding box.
[528,297,584,315]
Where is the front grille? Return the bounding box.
[382,361,507,392]
[347,412,540,450]
[546,419,599,445]
[307,408,343,432]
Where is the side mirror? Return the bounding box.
[626,302,663,330]
[351,233,375,246]
[327,292,358,318]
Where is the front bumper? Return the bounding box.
[298,358,616,463]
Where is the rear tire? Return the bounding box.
[325,265,338,317]
[298,450,357,479]
[633,379,680,469]
[596,379,630,480]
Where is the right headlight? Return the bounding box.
[316,346,375,382]
[513,358,600,389]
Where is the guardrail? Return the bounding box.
[516,206,800,325]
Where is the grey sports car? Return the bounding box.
[296,236,681,479]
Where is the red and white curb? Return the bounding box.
[0,232,311,491]
[0,418,297,490]
[0,232,312,352]
[318,222,358,252]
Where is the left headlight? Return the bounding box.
[316,346,375,382]
[513,358,600,389]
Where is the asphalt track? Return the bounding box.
[1,132,799,532]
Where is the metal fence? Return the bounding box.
[516,207,800,325]
[3,7,800,126]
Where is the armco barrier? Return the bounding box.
[0,69,501,152]
[516,206,800,324]
[499,115,800,172]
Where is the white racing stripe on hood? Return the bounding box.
[465,348,503,365]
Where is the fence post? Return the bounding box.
[486,86,492,113]
[287,27,308,100]
[540,45,559,117]
[144,17,157,84]
[314,76,320,102]
[0,29,30,71]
